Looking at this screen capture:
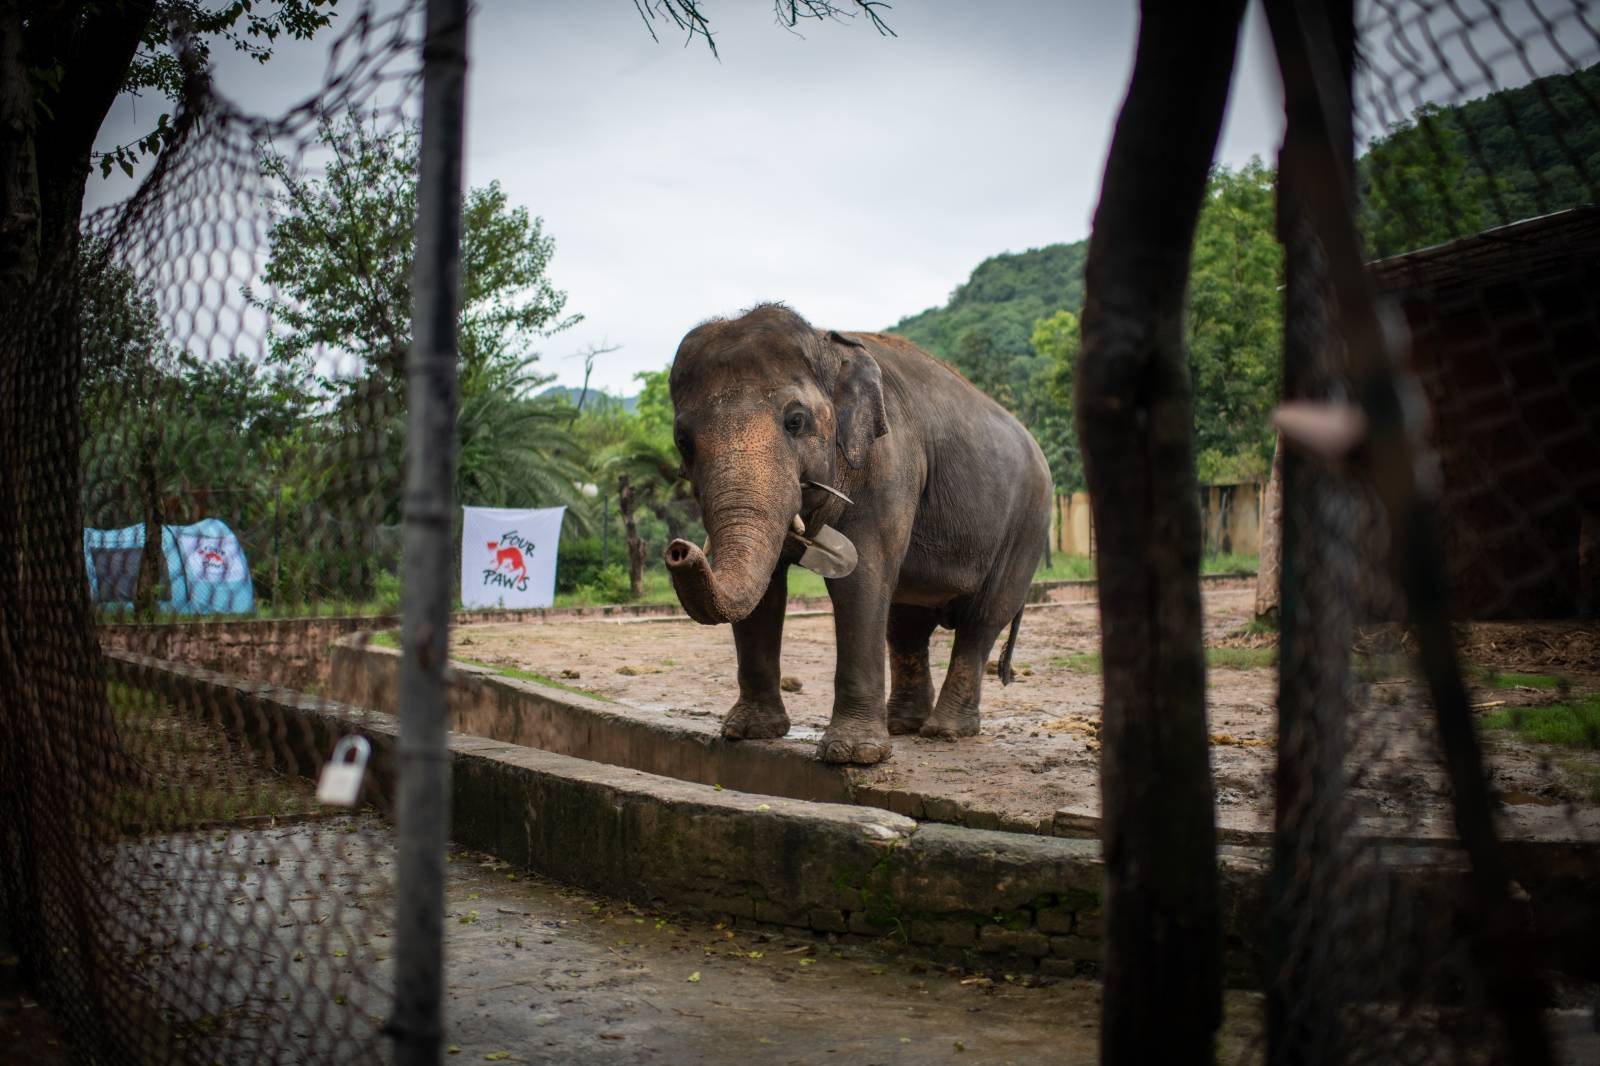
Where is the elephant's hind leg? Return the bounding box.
[722,566,792,740]
[921,623,1002,740]
[886,604,939,735]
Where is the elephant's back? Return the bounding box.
[845,331,1052,617]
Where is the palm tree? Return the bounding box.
[594,424,688,598]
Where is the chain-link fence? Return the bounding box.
[0,2,455,1061]
[1264,1,1599,1062]
[3,1,1598,1063]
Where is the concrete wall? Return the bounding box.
[102,649,1600,983]
[105,650,1128,975]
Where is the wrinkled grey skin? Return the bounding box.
[663,304,1052,765]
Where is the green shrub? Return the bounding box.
[372,569,403,613]
[573,564,633,604]
[556,536,611,594]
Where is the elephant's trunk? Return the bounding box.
[665,474,795,626]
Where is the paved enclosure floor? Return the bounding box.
[103,819,1600,1064]
[439,846,1223,1065]
[124,819,1264,1064]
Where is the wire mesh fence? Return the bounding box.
[1,0,1597,1063]
[0,3,436,1062]
[1262,1,1600,1062]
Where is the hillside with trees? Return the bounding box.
[888,62,1599,490]
[1360,60,1599,255]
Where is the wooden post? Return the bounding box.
[1075,1,1243,1058]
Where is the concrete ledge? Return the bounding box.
[105,651,1117,971]
[328,637,856,805]
[102,650,1600,983]
[331,635,1600,858]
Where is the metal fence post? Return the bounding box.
[393,0,467,1063]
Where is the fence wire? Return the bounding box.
[4,1,1599,1064]
[1265,2,1600,1063]
[0,3,429,1062]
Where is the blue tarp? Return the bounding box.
[84,517,255,615]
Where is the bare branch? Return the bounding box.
[631,0,895,57]
[565,341,622,420]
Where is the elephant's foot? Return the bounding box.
[817,720,892,765]
[918,707,980,740]
[722,697,791,741]
[886,688,933,735]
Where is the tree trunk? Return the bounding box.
[1254,435,1284,620]
[134,425,164,616]
[0,0,157,1018]
[617,473,644,599]
[1075,1,1244,1060]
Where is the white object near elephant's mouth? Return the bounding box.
[787,524,857,579]
[802,480,853,504]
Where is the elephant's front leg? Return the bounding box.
[817,558,895,765]
[722,564,791,740]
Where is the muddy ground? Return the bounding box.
[451,588,1600,842]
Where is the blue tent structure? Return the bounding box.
[84,517,255,615]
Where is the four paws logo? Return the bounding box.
[482,533,533,593]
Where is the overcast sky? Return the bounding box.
[87,1,1591,395]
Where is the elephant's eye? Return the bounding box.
[784,410,807,437]
[674,430,694,463]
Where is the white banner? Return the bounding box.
[461,506,566,609]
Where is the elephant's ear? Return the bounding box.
[827,330,888,469]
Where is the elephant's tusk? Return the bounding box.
[803,481,853,505]
[791,514,806,535]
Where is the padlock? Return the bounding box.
[316,735,372,807]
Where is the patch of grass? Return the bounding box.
[1049,647,1275,674]
[1049,652,1102,674]
[1482,695,1600,750]
[1472,667,1566,691]
[1035,556,1098,582]
[1033,553,1256,584]
[460,659,615,703]
[1236,615,1277,637]
[551,566,829,609]
[1207,646,1277,670]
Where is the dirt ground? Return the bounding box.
[451,588,1600,842]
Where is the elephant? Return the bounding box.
[663,303,1053,765]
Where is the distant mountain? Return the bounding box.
[888,61,1599,369]
[538,385,638,414]
[1417,60,1599,228]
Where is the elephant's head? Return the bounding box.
[663,304,887,625]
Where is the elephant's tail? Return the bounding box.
[997,608,1024,686]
